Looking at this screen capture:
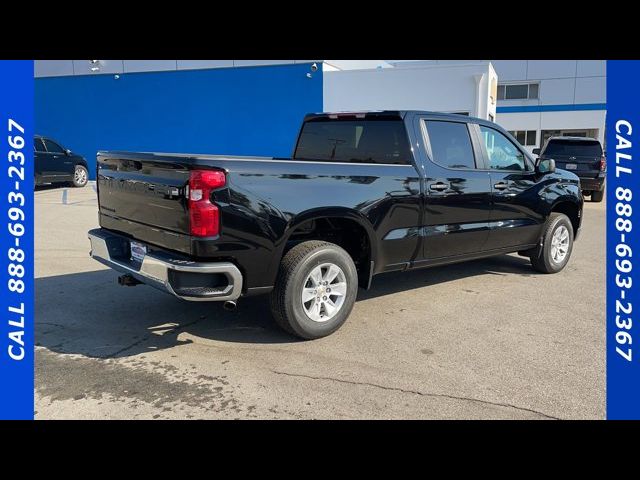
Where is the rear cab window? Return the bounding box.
[543,139,603,157]
[294,116,413,165]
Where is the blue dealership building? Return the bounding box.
[35,60,605,178]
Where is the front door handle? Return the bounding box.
[429,182,450,191]
[494,182,509,190]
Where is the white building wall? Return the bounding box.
[497,111,606,146]
[484,63,498,121]
[323,60,393,71]
[323,62,496,120]
[490,60,606,152]
[489,60,527,81]
[490,60,605,108]
[575,76,607,104]
[540,110,607,132]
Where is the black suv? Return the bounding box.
[533,137,606,202]
[34,136,89,188]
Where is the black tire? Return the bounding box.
[530,213,574,274]
[270,240,358,339]
[591,187,604,203]
[72,165,88,188]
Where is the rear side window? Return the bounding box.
[424,120,476,169]
[294,119,412,165]
[34,138,45,152]
[544,139,603,157]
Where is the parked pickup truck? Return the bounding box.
[88,111,583,339]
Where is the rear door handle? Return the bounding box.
[429,182,449,191]
[493,182,509,190]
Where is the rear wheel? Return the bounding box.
[530,213,574,274]
[72,165,88,188]
[270,241,358,339]
[591,186,604,203]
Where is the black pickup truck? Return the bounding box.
[88,111,583,339]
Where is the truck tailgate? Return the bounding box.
[97,152,191,252]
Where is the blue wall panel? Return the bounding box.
[35,63,322,179]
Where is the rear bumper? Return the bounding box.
[578,176,605,192]
[88,228,243,302]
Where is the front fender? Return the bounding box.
[539,179,583,216]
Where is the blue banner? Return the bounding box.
[0,60,34,420]
[607,60,640,419]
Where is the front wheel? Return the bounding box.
[530,213,574,274]
[72,165,88,188]
[270,241,358,339]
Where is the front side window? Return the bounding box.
[480,126,528,171]
[43,139,65,154]
[294,119,412,165]
[424,120,476,169]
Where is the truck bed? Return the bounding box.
[96,149,422,291]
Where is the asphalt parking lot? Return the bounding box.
[34,183,605,419]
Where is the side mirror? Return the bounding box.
[65,149,72,155]
[532,148,541,156]
[536,158,555,174]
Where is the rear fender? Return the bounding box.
[266,207,378,288]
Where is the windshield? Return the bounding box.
[544,139,602,157]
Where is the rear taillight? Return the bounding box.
[599,156,606,171]
[189,170,226,237]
